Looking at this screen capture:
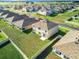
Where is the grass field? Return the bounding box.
[0,19,67,59]
[0,2,26,6]
[0,2,72,6]
[0,19,51,58]
[0,31,8,41]
[0,43,23,59]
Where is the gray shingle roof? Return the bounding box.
[13,14,39,29]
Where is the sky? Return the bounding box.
[0,0,79,1]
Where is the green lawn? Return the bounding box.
[0,2,72,6]
[0,2,26,6]
[64,16,79,27]
[34,2,72,5]
[0,31,8,41]
[58,26,72,33]
[0,19,51,58]
[0,32,6,41]
[71,16,79,23]
[0,43,23,59]
[0,20,66,59]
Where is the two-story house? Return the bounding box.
[32,19,58,40]
[37,6,53,16]
[13,15,39,31]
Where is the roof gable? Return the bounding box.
[6,12,16,18]
[13,19,24,28]
[33,20,58,30]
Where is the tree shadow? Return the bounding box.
[23,28,32,34]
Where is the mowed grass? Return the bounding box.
[0,19,50,58]
[0,2,72,6]
[0,43,23,59]
[0,2,26,6]
[0,31,7,41]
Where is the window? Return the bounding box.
[33,25,35,27]
[38,27,41,30]
[22,28,26,30]
[43,33,45,37]
[56,51,61,55]
[45,30,47,32]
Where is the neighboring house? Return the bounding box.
[0,6,4,10]
[22,6,34,12]
[33,4,41,11]
[1,12,8,19]
[22,6,28,12]
[27,6,34,12]
[0,11,3,18]
[13,15,39,30]
[53,30,79,59]
[32,19,58,40]
[12,5,23,11]
[6,12,16,18]
[7,14,24,25]
[0,10,9,19]
[37,7,53,16]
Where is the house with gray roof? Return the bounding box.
[6,14,24,25]
[37,6,53,16]
[12,15,39,30]
[32,19,58,40]
[6,12,16,18]
[0,10,10,19]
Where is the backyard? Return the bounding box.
[0,19,51,58]
[0,18,70,59]
[0,2,78,59]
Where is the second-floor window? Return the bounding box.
[38,27,41,30]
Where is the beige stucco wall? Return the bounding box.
[37,10,47,16]
[47,26,58,38]
[32,25,58,40]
